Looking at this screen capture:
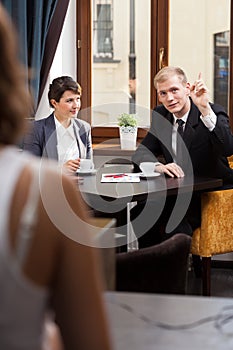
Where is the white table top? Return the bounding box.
[105,292,233,350]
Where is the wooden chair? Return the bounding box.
[116,233,191,294]
[191,188,233,296]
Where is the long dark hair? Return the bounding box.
[0,4,32,145]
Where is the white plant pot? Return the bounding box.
[119,126,137,150]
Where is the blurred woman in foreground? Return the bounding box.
[0,3,112,350]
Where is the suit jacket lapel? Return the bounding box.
[156,109,175,163]
[183,101,200,150]
[163,113,174,162]
[44,114,58,159]
[73,119,86,158]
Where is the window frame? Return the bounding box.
[76,0,233,143]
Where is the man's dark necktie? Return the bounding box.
[176,119,184,138]
[176,119,185,165]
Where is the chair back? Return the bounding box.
[191,189,233,257]
[191,188,233,296]
[116,233,191,294]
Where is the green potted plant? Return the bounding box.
[118,113,138,150]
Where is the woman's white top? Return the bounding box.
[54,116,80,163]
[0,146,49,350]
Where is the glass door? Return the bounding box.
[91,0,151,127]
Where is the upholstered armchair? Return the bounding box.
[228,155,233,168]
[191,188,233,296]
[116,233,191,295]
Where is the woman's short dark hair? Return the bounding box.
[48,76,82,108]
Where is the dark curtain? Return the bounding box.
[0,0,70,114]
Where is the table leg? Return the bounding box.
[202,257,211,296]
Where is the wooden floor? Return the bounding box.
[187,253,233,297]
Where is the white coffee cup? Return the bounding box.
[79,159,94,171]
[140,162,155,175]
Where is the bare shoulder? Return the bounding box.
[39,161,87,220]
[19,159,92,286]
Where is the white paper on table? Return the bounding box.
[101,173,140,183]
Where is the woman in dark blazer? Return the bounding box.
[24,76,92,173]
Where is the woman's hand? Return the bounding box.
[64,158,80,172]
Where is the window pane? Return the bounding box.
[94,4,113,59]
[92,0,151,127]
[169,0,230,113]
[214,30,229,112]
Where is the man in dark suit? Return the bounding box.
[131,66,233,248]
[23,76,92,173]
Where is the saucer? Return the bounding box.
[140,172,160,179]
[76,169,97,175]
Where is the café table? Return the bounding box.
[77,164,222,248]
[105,291,233,350]
[78,164,222,208]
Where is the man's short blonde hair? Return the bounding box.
[154,66,188,89]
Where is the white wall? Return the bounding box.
[169,0,230,100]
[35,0,76,120]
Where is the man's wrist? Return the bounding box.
[200,104,212,118]
[200,109,217,131]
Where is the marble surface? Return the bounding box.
[105,291,233,350]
